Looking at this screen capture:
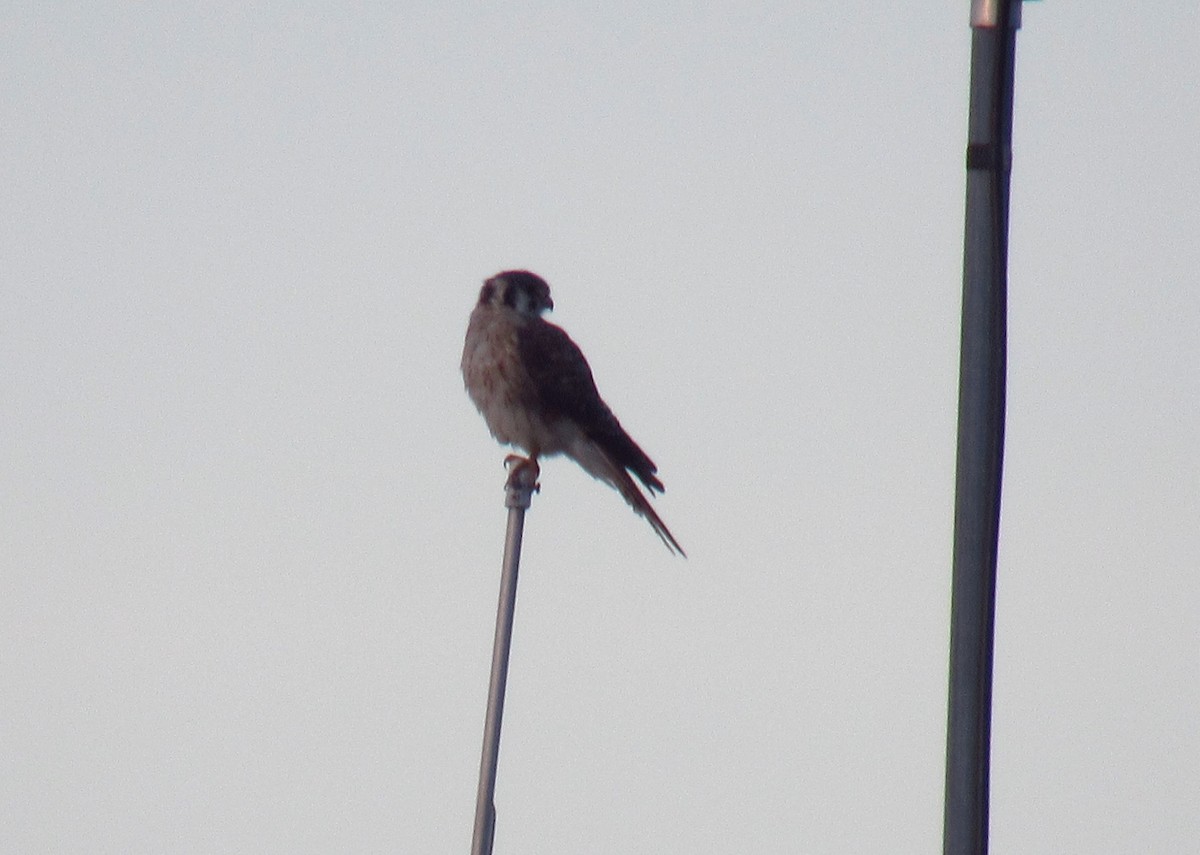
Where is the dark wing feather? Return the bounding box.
[518,320,665,493]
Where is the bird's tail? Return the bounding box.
[611,467,687,557]
[570,440,685,557]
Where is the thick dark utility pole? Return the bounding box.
[944,2,1022,855]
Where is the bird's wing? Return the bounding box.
[517,320,664,492]
[518,319,684,556]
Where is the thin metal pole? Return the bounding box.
[944,3,1021,855]
[471,460,537,855]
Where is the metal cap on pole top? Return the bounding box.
[970,0,1022,29]
[471,457,538,855]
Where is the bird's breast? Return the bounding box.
[462,307,562,453]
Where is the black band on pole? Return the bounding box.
[965,143,994,171]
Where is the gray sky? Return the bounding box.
[3,3,1197,853]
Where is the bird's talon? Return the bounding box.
[503,454,541,490]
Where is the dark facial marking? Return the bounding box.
[502,281,520,309]
[493,270,551,312]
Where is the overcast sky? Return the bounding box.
[3,3,1197,853]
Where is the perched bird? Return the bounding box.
[461,270,684,556]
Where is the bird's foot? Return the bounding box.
[504,454,541,492]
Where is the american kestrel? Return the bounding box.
[462,270,684,556]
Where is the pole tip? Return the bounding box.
[503,455,540,508]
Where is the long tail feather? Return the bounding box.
[611,468,687,557]
[569,438,685,556]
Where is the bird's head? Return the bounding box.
[479,270,554,317]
